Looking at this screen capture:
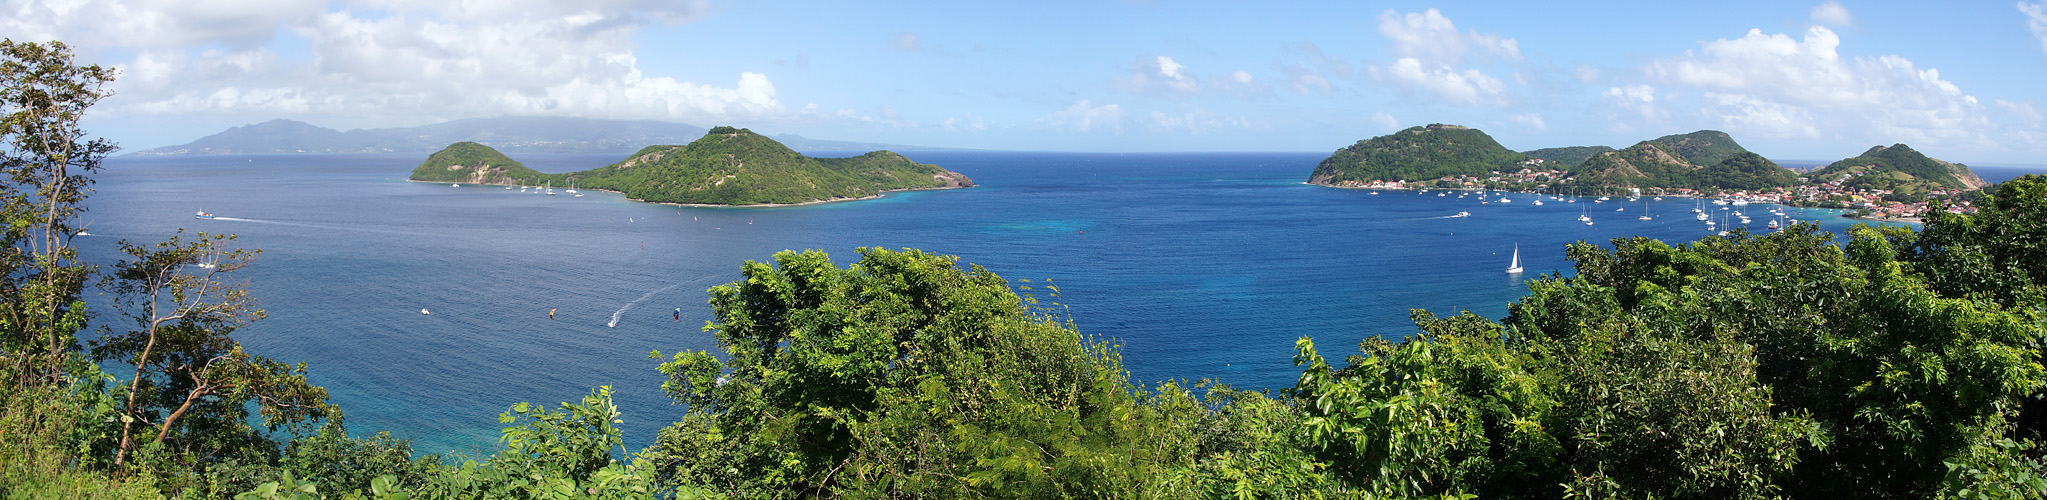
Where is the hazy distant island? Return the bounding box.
[1308,123,1989,220]
[131,116,961,155]
[410,126,973,206]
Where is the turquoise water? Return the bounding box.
[76,151,1934,455]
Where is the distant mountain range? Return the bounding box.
[131,116,957,156]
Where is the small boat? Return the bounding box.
[420,309,431,315]
[1499,198,1512,204]
[1370,191,1380,195]
[1533,200,1544,206]
[1451,211,1470,218]
[1768,218,1781,229]
[1506,244,1524,274]
[450,183,459,187]
[194,211,215,219]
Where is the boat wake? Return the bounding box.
[608,283,683,328]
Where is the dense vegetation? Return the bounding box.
[1567,132,1801,192]
[1307,124,1529,185]
[1813,143,1989,195]
[407,128,973,205]
[1521,145,1614,166]
[406,142,551,184]
[569,128,972,205]
[9,39,2047,499]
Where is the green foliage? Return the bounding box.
[1521,146,1613,166]
[1308,124,1528,185]
[406,142,549,184]
[1814,143,1985,194]
[1647,130,1748,166]
[570,129,970,205]
[1572,139,1795,191]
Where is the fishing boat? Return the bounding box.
[1505,244,1524,274]
[194,211,215,219]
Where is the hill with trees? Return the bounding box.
[1522,145,1614,166]
[406,142,551,184]
[408,127,974,205]
[1811,143,1988,196]
[1307,124,1528,186]
[1569,131,1799,191]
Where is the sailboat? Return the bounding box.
[1638,198,1653,221]
[1506,244,1524,274]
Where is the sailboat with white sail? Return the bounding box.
[1506,244,1524,274]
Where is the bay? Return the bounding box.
[77,151,1920,456]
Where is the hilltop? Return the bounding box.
[410,127,973,206]
[1306,124,1528,186]
[1570,131,1798,191]
[1522,145,1614,166]
[1810,144,1988,196]
[408,142,552,184]
[133,116,953,155]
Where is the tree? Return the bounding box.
[0,38,116,385]
[91,232,332,469]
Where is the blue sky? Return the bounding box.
[9,1,2047,163]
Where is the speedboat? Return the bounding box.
[194,211,215,219]
[1452,211,1471,218]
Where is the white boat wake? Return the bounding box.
[608,283,682,328]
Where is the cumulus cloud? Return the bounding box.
[3,0,770,126]
[2024,3,2047,55]
[1041,100,1123,133]
[1810,2,1854,27]
[1368,9,1518,106]
[1375,8,1519,65]
[1378,57,1505,105]
[1643,25,1991,149]
[1604,84,1664,121]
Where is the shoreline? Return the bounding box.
[411,178,971,208]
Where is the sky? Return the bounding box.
[8,1,2047,163]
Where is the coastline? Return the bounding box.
[410,178,971,208]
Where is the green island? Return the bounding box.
[408,127,974,206]
[1310,125,1988,219]
[11,40,2047,500]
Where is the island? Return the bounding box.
[410,126,973,206]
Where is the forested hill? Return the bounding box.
[1567,130,1799,191]
[1811,143,1989,195]
[1522,145,1614,166]
[408,142,551,184]
[409,127,974,205]
[1306,124,1527,185]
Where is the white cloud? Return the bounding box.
[1371,112,1399,131]
[1116,55,1201,95]
[1509,112,1546,131]
[29,2,776,125]
[1704,93,1819,138]
[1643,25,1991,149]
[941,114,988,132]
[1147,108,1251,134]
[2023,3,2047,55]
[1997,98,2043,123]
[1811,2,1854,27]
[1375,8,1519,65]
[1380,57,1505,105]
[1604,84,1664,121]
[1230,70,1254,84]
[894,32,922,52]
[1041,100,1123,133]
[1574,65,1601,84]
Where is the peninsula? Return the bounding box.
[410,127,973,206]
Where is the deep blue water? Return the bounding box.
[75,152,1971,456]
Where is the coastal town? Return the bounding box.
[1322,159,1978,222]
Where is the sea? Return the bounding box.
[72,152,2045,456]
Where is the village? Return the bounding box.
[1322,158,1979,222]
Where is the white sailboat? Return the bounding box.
[1506,244,1524,274]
